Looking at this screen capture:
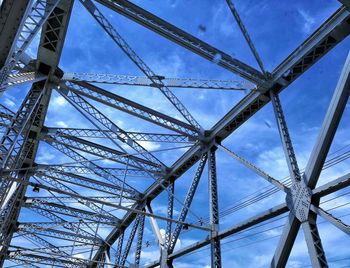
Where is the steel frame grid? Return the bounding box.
[0,0,349,267]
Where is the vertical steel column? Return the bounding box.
[208,149,222,268]
[115,231,124,267]
[160,182,174,267]
[134,213,145,267]
[120,216,140,267]
[168,153,208,255]
[165,182,174,250]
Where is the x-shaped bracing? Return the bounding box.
[269,52,350,268]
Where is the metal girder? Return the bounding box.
[36,169,138,200]
[45,127,193,143]
[43,133,161,173]
[208,150,222,268]
[37,164,151,178]
[62,72,253,90]
[15,190,98,239]
[168,153,207,254]
[8,251,88,267]
[18,225,103,245]
[270,213,301,268]
[134,213,145,267]
[304,54,350,189]
[165,183,174,252]
[0,105,14,127]
[80,0,202,130]
[26,195,128,204]
[272,6,350,83]
[0,83,47,264]
[94,0,266,86]
[301,213,328,267]
[18,221,111,229]
[270,87,323,267]
[58,81,199,137]
[4,72,47,89]
[119,215,140,267]
[5,173,208,233]
[35,172,120,220]
[0,104,15,116]
[114,231,124,266]
[20,232,69,257]
[0,86,44,169]
[8,258,40,268]
[25,198,119,225]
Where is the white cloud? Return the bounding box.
[138,141,161,151]
[37,152,56,164]
[298,9,315,34]
[51,96,68,107]
[4,98,15,107]
[55,120,68,128]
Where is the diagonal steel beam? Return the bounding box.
[304,53,350,189]
[310,205,350,236]
[218,144,287,192]
[18,225,103,246]
[168,153,207,254]
[226,0,266,74]
[313,172,350,198]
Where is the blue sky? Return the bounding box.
[2,0,350,267]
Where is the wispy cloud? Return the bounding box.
[298,9,315,34]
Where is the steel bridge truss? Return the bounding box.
[0,0,349,267]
